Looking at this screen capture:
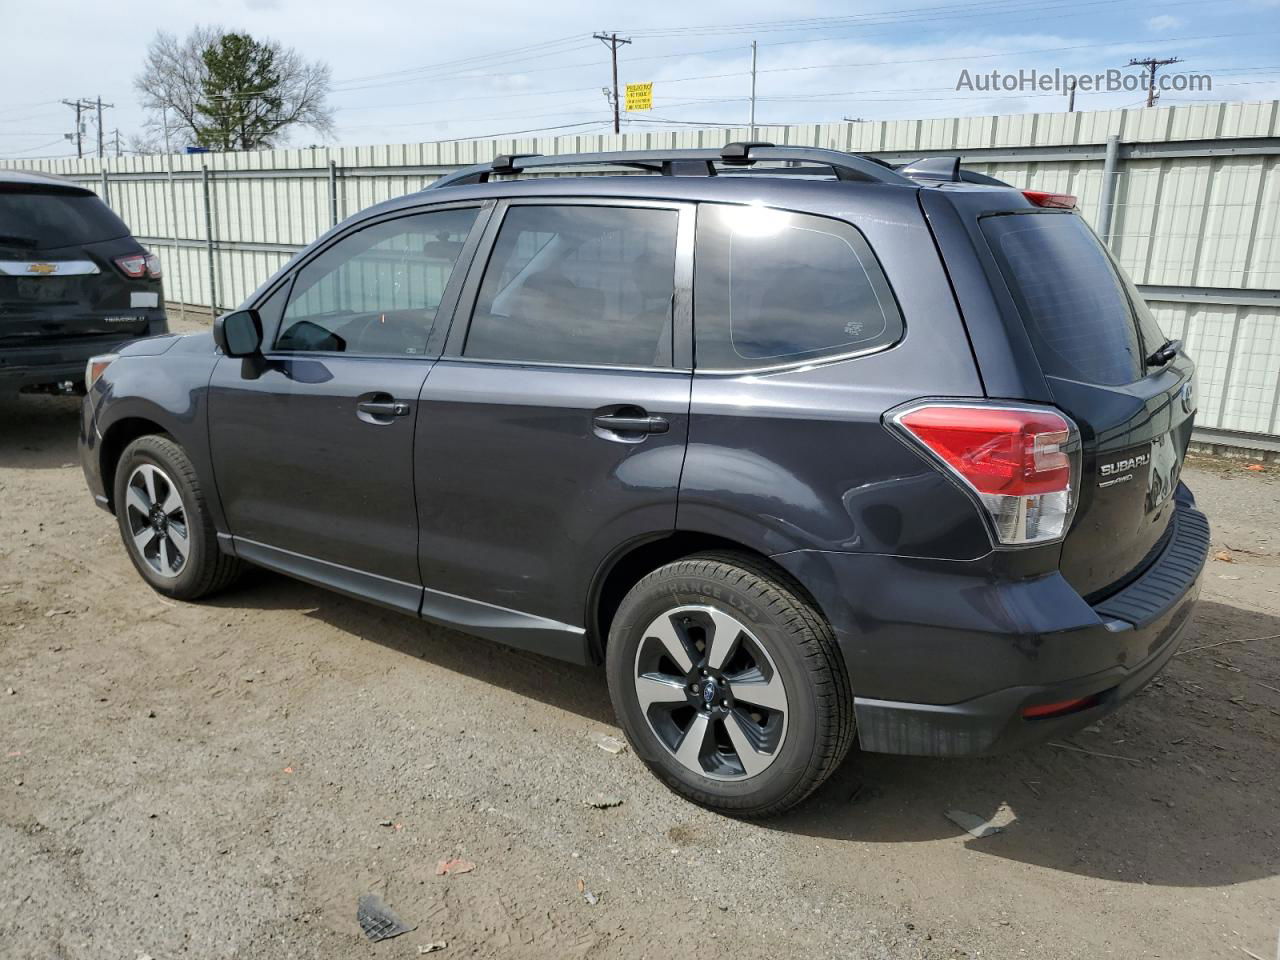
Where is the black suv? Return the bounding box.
[79,144,1208,816]
[1,169,166,392]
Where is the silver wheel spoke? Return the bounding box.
[140,465,158,504]
[704,608,743,671]
[126,485,151,517]
[731,674,787,712]
[635,674,688,710]
[647,616,694,674]
[166,526,190,562]
[673,712,711,772]
[132,526,157,553]
[161,484,183,517]
[158,536,171,572]
[725,712,772,777]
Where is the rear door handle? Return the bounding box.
[357,399,410,418]
[593,414,669,434]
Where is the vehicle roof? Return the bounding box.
[0,167,94,193]
[368,173,921,222]
[349,171,1027,232]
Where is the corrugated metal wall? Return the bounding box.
[13,100,1280,445]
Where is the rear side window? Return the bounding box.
[982,212,1144,386]
[694,204,901,370]
[464,204,679,367]
[0,187,130,249]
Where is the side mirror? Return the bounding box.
[213,309,263,357]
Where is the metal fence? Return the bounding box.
[13,99,1280,449]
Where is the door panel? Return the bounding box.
[208,355,430,596]
[414,199,694,633]
[414,361,691,627]
[206,204,483,602]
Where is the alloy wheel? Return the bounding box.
[633,604,788,780]
[124,463,189,579]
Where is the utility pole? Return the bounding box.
[61,99,85,158]
[1128,57,1181,108]
[112,129,121,158]
[749,40,758,139]
[1066,76,1077,112]
[593,32,631,134]
[94,97,115,158]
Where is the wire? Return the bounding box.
[0,137,72,158]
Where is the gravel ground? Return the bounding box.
[2,367,1279,959]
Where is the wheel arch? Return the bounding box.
[586,531,828,665]
[98,415,171,512]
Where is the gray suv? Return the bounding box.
[79,143,1208,816]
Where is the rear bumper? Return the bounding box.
[774,488,1209,757]
[0,315,168,389]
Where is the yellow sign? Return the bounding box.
[624,82,653,112]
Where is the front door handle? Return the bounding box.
[357,398,410,420]
[593,413,669,434]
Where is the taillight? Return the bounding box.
[890,402,1080,546]
[1022,190,1076,209]
[114,252,162,279]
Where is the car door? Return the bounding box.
[207,203,485,613]
[414,198,694,652]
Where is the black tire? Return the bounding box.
[113,434,242,600]
[605,551,855,818]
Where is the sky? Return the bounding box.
[1,0,1279,159]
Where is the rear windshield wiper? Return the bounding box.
[0,233,37,248]
[1146,338,1182,366]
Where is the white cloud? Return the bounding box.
[1145,15,1186,32]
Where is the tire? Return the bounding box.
[113,434,242,600]
[605,551,855,818]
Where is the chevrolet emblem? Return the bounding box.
[26,263,58,275]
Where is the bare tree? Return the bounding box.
[135,26,334,152]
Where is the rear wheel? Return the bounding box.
[606,552,854,817]
[113,434,241,600]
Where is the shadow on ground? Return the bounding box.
[0,393,83,470]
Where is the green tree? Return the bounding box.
[196,33,282,151]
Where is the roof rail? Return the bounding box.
[427,142,913,190]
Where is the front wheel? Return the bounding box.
[113,434,241,600]
[605,552,855,817]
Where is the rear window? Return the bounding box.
[982,212,1147,386]
[694,204,901,370]
[0,187,130,250]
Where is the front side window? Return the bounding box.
[275,206,477,355]
[464,204,679,367]
[694,204,902,370]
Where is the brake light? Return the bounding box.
[1022,190,1076,209]
[114,252,162,279]
[890,403,1080,546]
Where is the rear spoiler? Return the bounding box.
[896,157,1012,187]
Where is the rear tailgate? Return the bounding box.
[0,184,159,345]
[924,187,1195,598]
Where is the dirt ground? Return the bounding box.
[2,348,1279,959]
